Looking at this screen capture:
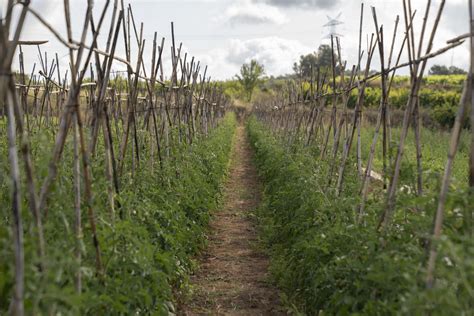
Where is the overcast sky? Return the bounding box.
[3,0,471,80]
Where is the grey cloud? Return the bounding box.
[228,13,280,25]
[221,0,288,26]
[261,0,339,9]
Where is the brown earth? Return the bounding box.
[179,126,285,316]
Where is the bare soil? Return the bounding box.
[180,126,285,315]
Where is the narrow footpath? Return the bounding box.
[181,126,284,315]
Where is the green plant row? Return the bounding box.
[247,117,474,315]
[0,113,236,315]
[346,82,463,129]
[347,87,461,109]
[218,75,464,129]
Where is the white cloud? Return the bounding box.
[220,0,288,26]
[10,0,471,80]
[227,37,312,71]
[198,36,314,79]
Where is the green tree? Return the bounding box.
[236,59,265,101]
[429,64,450,75]
[448,65,467,75]
[293,53,318,77]
[315,44,334,69]
[429,64,466,75]
[293,44,335,78]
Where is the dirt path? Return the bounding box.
[180,126,284,315]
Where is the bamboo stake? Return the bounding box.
[39,0,109,216]
[6,80,25,316]
[355,3,365,178]
[8,78,45,271]
[426,75,471,288]
[73,112,82,293]
[335,34,377,196]
[0,3,31,314]
[358,14,408,221]
[380,0,446,231]
[469,0,474,237]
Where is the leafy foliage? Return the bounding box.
[429,64,467,75]
[236,60,265,102]
[293,45,335,78]
[0,114,236,314]
[247,117,474,315]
